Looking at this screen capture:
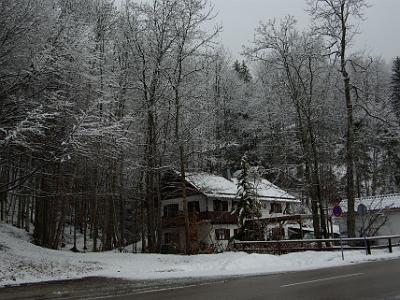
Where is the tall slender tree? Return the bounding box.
[308,0,369,237]
[391,57,400,121]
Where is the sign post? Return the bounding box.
[339,231,344,261]
[358,203,369,255]
[332,205,344,260]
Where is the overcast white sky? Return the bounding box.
[209,0,399,62]
[122,0,399,61]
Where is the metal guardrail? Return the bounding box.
[233,235,400,256]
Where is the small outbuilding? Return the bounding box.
[335,194,400,244]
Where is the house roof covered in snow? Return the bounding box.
[340,193,400,213]
[185,172,299,203]
[253,178,299,202]
[186,173,238,198]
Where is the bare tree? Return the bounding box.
[308,0,369,237]
[244,16,332,239]
[168,0,220,254]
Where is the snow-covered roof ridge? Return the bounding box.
[186,172,299,202]
[253,178,298,202]
[186,172,238,198]
[340,193,400,212]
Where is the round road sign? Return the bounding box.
[333,205,342,217]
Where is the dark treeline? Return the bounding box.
[1,0,399,252]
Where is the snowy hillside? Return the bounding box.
[0,224,101,286]
[1,224,400,287]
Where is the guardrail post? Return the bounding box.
[388,238,393,253]
[366,239,371,255]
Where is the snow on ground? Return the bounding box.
[1,223,400,287]
[0,224,101,286]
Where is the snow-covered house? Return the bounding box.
[160,171,300,252]
[335,194,400,243]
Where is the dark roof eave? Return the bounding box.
[203,193,299,202]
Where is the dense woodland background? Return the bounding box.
[1,0,400,253]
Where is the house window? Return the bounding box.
[213,200,228,211]
[164,204,179,217]
[188,201,200,213]
[270,203,282,213]
[215,228,230,240]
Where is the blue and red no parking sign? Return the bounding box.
[333,205,342,217]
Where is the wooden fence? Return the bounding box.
[232,235,400,255]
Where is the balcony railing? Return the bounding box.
[162,211,238,227]
[162,213,198,227]
[198,211,238,224]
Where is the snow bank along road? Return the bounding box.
[1,258,400,300]
[2,223,400,287]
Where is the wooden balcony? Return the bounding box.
[162,213,198,228]
[198,211,238,224]
[162,211,238,228]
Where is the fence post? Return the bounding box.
[366,239,371,255]
[339,234,344,260]
[388,238,393,253]
[364,236,368,256]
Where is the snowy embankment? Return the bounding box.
[1,224,400,287]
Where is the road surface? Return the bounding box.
[1,258,400,300]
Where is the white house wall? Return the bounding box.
[161,194,207,216]
[209,224,238,251]
[377,211,400,244]
[162,195,297,216]
[162,223,238,252]
[162,195,237,214]
[260,201,296,219]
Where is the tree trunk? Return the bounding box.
[344,73,356,237]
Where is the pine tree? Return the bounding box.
[233,60,241,73]
[391,57,400,121]
[240,61,252,82]
[233,60,252,82]
[234,154,261,239]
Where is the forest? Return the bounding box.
[1,0,400,253]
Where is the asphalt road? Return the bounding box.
[1,258,400,300]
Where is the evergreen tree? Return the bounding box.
[233,60,241,73]
[234,154,262,238]
[240,61,252,82]
[391,57,400,122]
[233,60,252,82]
